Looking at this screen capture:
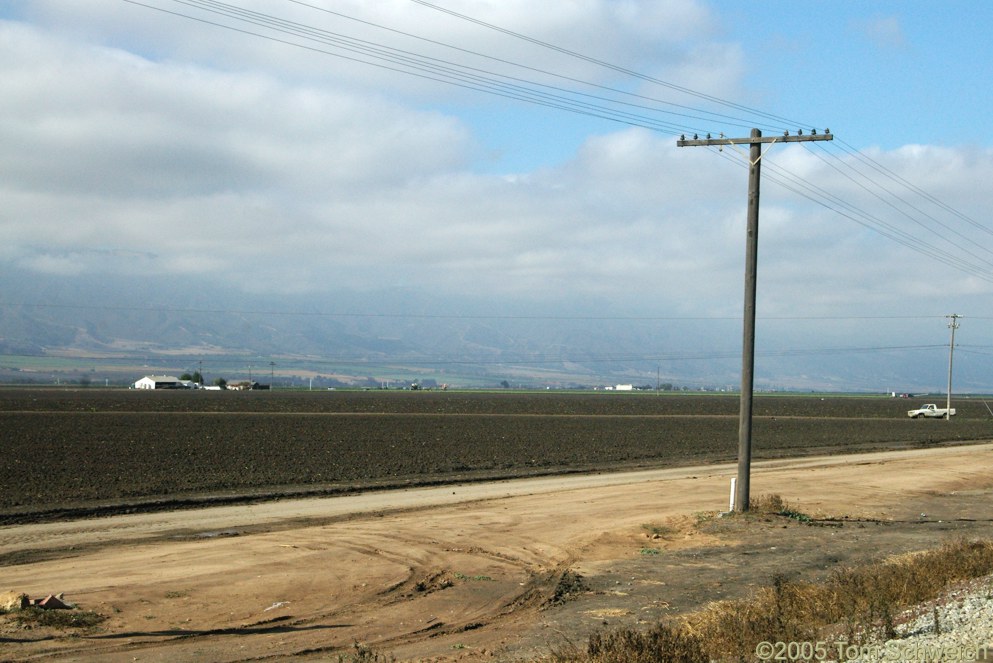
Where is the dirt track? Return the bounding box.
[3,443,993,661]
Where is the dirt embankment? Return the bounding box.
[2,443,993,661]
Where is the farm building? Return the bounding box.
[133,375,189,390]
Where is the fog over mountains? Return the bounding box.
[4,4,993,393]
[1,272,980,394]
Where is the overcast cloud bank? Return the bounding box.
[3,1,993,390]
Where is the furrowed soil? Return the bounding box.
[1,389,989,521]
[2,389,993,661]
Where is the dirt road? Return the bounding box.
[3,443,993,661]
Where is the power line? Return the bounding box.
[0,301,956,322]
[712,146,993,283]
[407,0,805,130]
[834,138,993,240]
[806,142,993,264]
[0,343,946,369]
[400,1,993,283]
[121,1,993,285]
[286,0,777,132]
[123,0,723,135]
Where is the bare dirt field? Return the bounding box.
[3,389,991,523]
[3,443,993,662]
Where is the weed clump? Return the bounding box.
[585,622,709,662]
[641,522,677,539]
[749,493,812,523]
[334,643,396,662]
[7,606,106,630]
[547,569,589,606]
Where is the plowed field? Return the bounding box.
[2,389,990,522]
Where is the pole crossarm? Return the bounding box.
[677,132,833,147]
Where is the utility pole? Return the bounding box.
[946,314,961,420]
[677,128,833,512]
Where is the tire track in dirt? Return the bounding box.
[3,444,993,661]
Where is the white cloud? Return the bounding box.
[2,2,993,332]
[851,14,906,50]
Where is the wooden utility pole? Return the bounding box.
[946,314,960,420]
[677,128,833,511]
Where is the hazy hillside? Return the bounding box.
[0,273,982,393]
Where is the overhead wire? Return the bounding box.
[835,138,993,240]
[0,343,946,370]
[0,301,955,322]
[805,141,993,263]
[401,0,993,282]
[105,0,993,375]
[706,146,993,283]
[283,0,779,133]
[407,0,804,130]
[130,0,988,265]
[126,0,731,136]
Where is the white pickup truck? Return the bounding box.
[907,403,956,419]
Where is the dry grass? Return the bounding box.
[549,500,993,663]
[4,606,107,630]
[679,537,993,657]
[333,643,397,662]
[584,623,710,662]
[641,522,678,539]
[748,493,812,522]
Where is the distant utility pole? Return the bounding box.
[946,314,961,421]
[677,128,833,512]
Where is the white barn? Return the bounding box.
[133,375,185,390]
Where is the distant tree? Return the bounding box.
[181,371,204,384]
[214,377,227,389]
[500,380,510,389]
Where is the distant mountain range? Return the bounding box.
[0,272,984,393]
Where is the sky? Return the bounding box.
[3,1,993,388]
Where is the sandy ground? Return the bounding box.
[2,443,993,662]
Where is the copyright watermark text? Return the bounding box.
[755,639,991,662]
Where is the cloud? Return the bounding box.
[851,14,906,50]
[2,2,992,332]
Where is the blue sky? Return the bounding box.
[454,0,993,173]
[3,1,993,389]
[724,1,993,150]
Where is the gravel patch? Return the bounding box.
[855,574,993,662]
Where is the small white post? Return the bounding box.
[729,477,737,512]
